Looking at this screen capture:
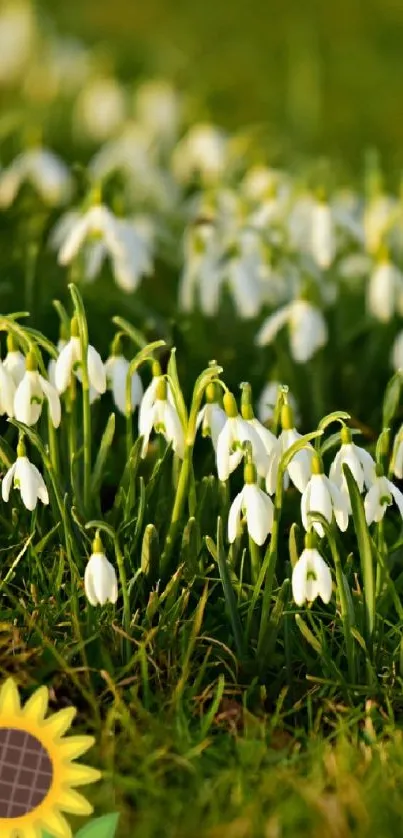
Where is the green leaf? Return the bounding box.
[213,518,245,660]
[382,370,403,427]
[91,412,115,495]
[75,813,120,838]
[167,347,188,428]
[343,463,375,645]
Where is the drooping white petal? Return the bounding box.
[87,344,106,394]
[1,461,17,502]
[14,373,41,425]
[14,457,40,511]
[327,478,349,531]
[84,553,118,606]
[54,340,76,393]
[289,301,328,363]
[227,490,244,543]
[216,421,234,481]
[39,375,61,428]
[389,481,403,519]
[0,362,16,417]
[243,483,274,545]
[255,304,292,347]
[163,401,185,459]
[3,351,25,387]
[311,550,333,603]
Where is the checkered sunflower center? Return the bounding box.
[0,728,53,818]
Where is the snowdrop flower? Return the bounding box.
[56,199,152,293]
[364,194,397,254]
[14,351,61,428]
[292,532,332,606]
[364,467,403,525]
[197,382,226,450]
[179,221,223,316]
[84,534,118,606]
[0,358,16,417]
[224,229,265,318]
[366,253,403,322]
[240,383,277,457]
[105,337,143,416]
[138,375,184,459]
[257,381,299,426]
[266,404,314,495]
[391,330,403,372]
[301,453,349,537]
[172,123,228,185]
[0,148,72,208]
[310,199,336,269]
[74,76,127,142]
[216,391,269,481]
[3,334,25,387]
[228,461,274,546]
[329,425,376,509]
[54,318,106,397]
[256,299,328,363]
[2,438,48,511]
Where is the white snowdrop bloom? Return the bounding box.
[287,194,316,254]
[54,320,106,397]
[56,202,152,293]
[0,359,16,417]
[301,454,349,537]
[364,194,397,254]
[3,335,25,387]
[228,462,274,546]
[134,79,181,144]
[105,352,143,416]
[197,382,226,450]
[179,222,224,316]
[48,339,66,390]
[391,330,403,372]
[14,352,61,428]
[2,440,48,511]
[329,426,376,509]
[367,257,403,323]
[256,299,328,364]
[89,123,176,211]
[0,1,35,85]
[84,536,118,606]
[224,229,265,318]
[74,76,127,142]
[0,148,72,208]
[364,470,403,525]
[310,200,336,269]
[240,385,277,457]
[266,404,314,495]
[138,376,184,460]
[292,537,332,607]
[173,124,228,185]
[216,392,269,482]
[257,381,299,426]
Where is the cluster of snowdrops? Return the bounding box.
[1,296,403,617]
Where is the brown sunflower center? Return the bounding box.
[0,727,53,818]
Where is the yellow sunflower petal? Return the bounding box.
[64,763,102,787]
[42,706,76,738]
[58,735,95,762]
[19,825,42,838]
[58,787,94,816]
[21,685,49,724]
[41,809,73,838]
[0,677,21,717]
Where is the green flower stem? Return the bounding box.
[256,475,283,656]
[25,241,38,316]
[249,536,261,585]
[47,412,60,477]
[161,365,222,576]
[328,531,356,683]
[115,539,131,664]
[69,284,91,515]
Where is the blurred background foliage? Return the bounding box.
[41,0,403,175]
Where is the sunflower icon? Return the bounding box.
[0,677,101,838]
